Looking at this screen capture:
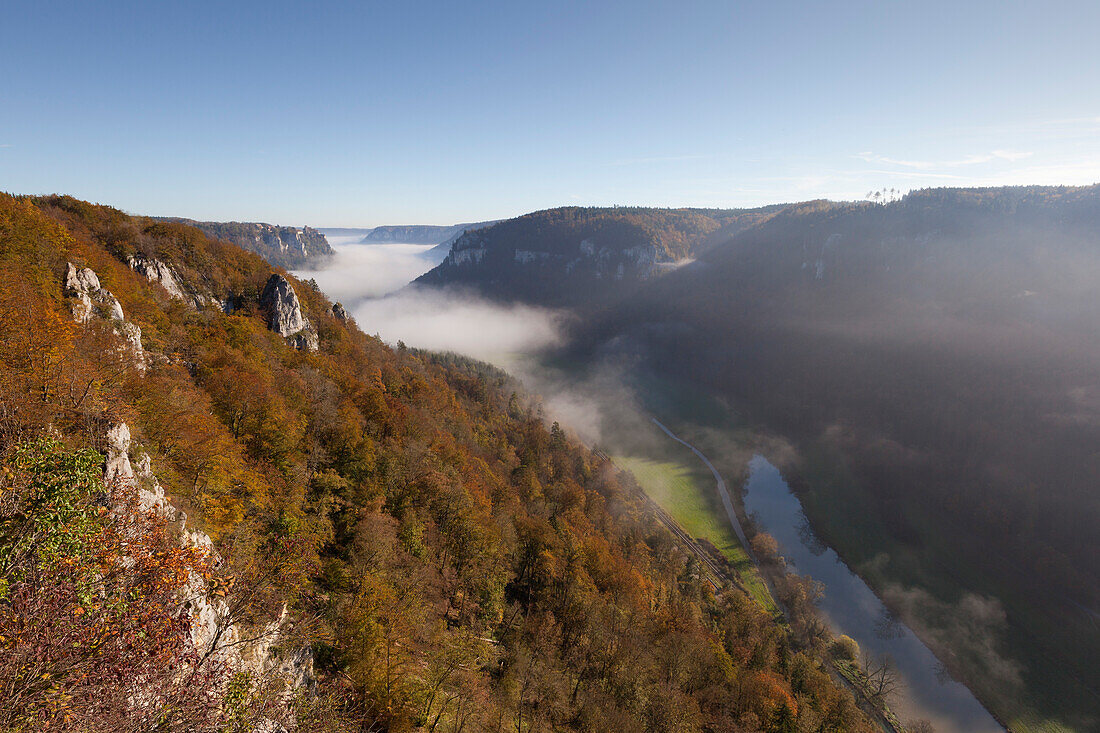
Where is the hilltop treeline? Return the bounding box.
[0,194,870,731]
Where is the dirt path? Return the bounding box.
[650,417,755,561]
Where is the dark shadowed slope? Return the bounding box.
[570,185,1100,729]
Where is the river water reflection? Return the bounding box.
[742,455,1003,733]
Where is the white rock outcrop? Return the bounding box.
[294,329,320,353]
[128,255,188,302]
[260,274,318,352]
[261,274,307,335]
[64,262,146,372]
[104,423,315,705]
[450,247,486,266]
[104,422,135,486]
[117,321,146,372]
[65,262,125,323]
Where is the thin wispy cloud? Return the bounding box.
[856,150,1032,170]
[609,154,708,167]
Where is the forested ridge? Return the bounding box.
[0,194,870,731]
[157,217,334,269]
[566,185,1100,729]
[417,206,783,305]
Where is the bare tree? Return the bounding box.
[861,651,903,703]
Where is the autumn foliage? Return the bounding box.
[0,194,871,731]
[0,438,227,731]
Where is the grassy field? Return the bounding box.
[615,454,775,609]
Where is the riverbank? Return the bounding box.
[633,418,916,731]
[788,446,1086,733]
[741,454,1003,733]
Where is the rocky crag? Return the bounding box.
[261,274,319,352]
[64,262,146,372]
[160,219,334,269]
[104,422,315,721]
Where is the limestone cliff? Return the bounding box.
[64,262,146,372]
[160,219,334,269]
[104,423,316,708]
[127,254,205,308]
[261,274,318,352]
[65,262,124,322]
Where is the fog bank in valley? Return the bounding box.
[351,286,565,367]
[294,237,650,445]
[295,238,568,367]
[294,238,443,304]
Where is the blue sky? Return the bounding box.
[2,1,1099,226]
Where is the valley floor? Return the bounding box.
[557,364,1075,731]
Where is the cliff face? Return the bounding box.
[261,274,318,352]
[161,218,334,268]
[360,224,463,244]
[360,220,499,247]
[64,261,146,372]
[127,253,212,310]
[104,421,316,702]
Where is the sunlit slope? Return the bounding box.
[0,193,874,732]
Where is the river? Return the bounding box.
[742,455,1003,733]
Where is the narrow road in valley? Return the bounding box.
[650,418,755,562]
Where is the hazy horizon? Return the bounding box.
[4,1,1100,225]
[107,183,1100,230]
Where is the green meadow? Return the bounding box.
[615,452,774,610]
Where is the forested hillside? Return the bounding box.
[159,217,334,268]
[0,194,870,731]
[569,186,1100,729]
[417,206,781,305]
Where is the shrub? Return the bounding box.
[831,634,861,661]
